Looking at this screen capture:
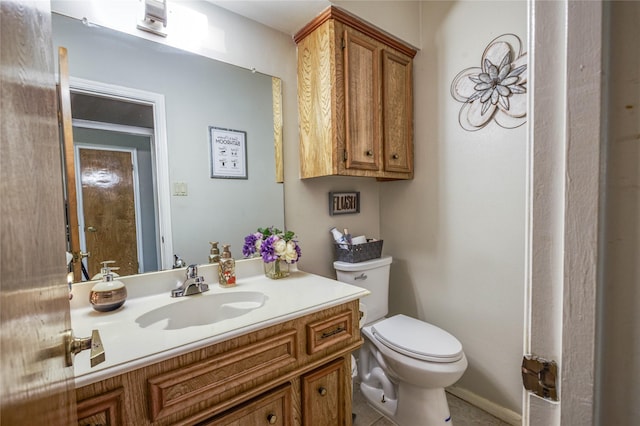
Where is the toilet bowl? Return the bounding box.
[359,315,468,425]
[334,256,468,426]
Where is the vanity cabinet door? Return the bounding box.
[302,358,347,426]
[76,388,124,426]
[199,384,292,426]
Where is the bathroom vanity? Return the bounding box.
[70,259,367,426]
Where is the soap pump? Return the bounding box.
[209,241,220,264]
[218,244,236,288]
[89,261,127,312]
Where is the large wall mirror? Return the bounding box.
[52,13,285,282]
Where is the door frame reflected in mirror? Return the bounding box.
[66,76,173,280]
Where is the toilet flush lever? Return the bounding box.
[354,273,367,281]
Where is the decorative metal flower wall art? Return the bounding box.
[451,34,527,131]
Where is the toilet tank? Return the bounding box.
[333,255,392,324]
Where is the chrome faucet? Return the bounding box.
[171,264,209,297]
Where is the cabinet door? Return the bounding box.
[382,50,413,174]
[200,384,292,426]
[76,388,124,426]
[302,358,346,426]
[343,29,381,172]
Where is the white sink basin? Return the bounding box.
[135,291,266,330]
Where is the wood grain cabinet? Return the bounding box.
[199,384,292,426]
[295,6,417,180]
[76,387,124,426]
[302,359,347,426]
[75,301,361,426]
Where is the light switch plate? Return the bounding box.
[173,182,188,196]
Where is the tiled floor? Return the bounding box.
[352,384,512,426]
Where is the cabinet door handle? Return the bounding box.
[318,387,328,396]
[392,153,399,159]
[267,413,277,424]
[365,150,373,156]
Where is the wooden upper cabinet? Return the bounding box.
[344,29,380,172]
[382,50,413,175]
[295,6,417,180]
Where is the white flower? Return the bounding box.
[283,241,299,263]
[451,34,527,131]
[273,238,287,257]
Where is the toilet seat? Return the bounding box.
[371,314,464,363]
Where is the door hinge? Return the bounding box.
[343,149,348,162]
[522,355,558,401]
[341,37,345,50]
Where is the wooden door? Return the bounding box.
[0,0,77,423]
[79,148,139,277]
[381,50,413,175]
[343,29,380,172]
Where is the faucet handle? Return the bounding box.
[173,254,186,269]
[186,264,198,278]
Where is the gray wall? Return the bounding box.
[380,1,526,416]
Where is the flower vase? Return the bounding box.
[264,259,290,279]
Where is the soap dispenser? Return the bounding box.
[209,241,220,264]
[89,261,127,312]
[218,244,236,288]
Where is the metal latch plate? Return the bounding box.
[521,355,558,401]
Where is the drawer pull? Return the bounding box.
[267,413,277,424]
[392,153,399,159]
[321,326,345,339]
[366,150,373,156]
[318,387,328,396]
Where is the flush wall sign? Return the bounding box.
[329,192,360,215]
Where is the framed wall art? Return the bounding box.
[209,126,247,179]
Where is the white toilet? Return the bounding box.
[334,256,468,426]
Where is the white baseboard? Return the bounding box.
[447,386,522,426]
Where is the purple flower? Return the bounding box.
[295,243,302,261]
[242,232,262,257]
[260,235,280,263]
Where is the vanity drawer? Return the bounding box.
[147,329,297,422]
[198,384,292,426]
[306,310,354,355]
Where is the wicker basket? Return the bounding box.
[333,240,383,263]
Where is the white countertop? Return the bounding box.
[70,258,368,388]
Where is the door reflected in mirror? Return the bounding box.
[53,13,285,282]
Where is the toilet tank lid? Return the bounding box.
[333,255,392,272]
[372,314,464,362]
